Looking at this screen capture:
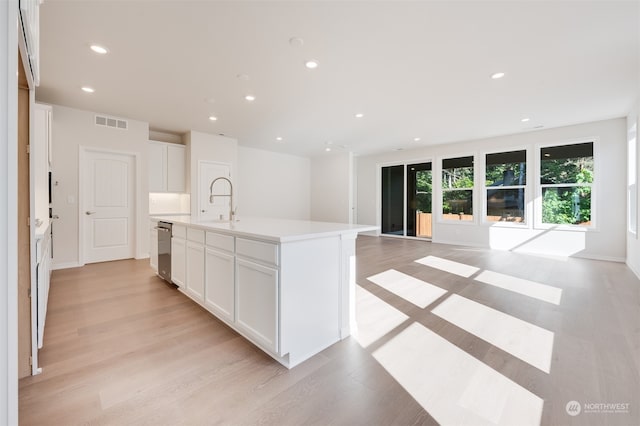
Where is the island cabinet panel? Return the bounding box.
[149,220,158,272]
[236,238,279,266]
[171,225,186,288]
[279,236,342,366]
[205,247,235,322]
[236,258,279,354]
[186,229,205,302]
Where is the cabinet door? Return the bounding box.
[166,144,186,193]
[149,142,167,192]
[186,242,205,302]
[171,237,186,288]
[205,247,235,322]
[150,227,158,272]
[236,258,278,353]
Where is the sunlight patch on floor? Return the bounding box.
[353,285,409,348]
[373,322,544,426]
[432,294,554,373]
[414,255,480,278]
[475,270,562,305]
[366,269,448,308]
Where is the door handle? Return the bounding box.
[85,211,96,215]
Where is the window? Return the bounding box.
[442,156,474,221]
[629,123,637,235]
[485,150,526,223]
[540,142,593,226]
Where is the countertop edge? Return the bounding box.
[150,215,378,243]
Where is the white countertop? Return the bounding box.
[152,215,378,243]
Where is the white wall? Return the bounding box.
[149,193,190,215]
[237,146,310,220]
[185,131,237,217]
[357,118,628,261]
[1,0,19,422]
[310,151,353,223]
[50,105,150,268]
[627,103,640,278]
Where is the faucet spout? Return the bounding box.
[208,176,235,221]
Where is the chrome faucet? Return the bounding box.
[209,176,235,221]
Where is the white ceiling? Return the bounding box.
[37,0,639,157]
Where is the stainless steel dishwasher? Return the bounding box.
[157,221,172,283]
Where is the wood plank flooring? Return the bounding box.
[19,236,640,425]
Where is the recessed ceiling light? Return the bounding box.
[245,95,255,102]
[325,147,332,152]
[81,86,95,93]
[276,137,283,141]
[90,44,108,54]
[208,116,218,121]
[305,60,319,69]
[289,37,304,47]
[355,113,364,118]
[491,72,505,79]
[413,137,421,142]
[521,117,530,122]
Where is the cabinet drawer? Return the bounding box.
[236,238,278,266]
[187,228,205,244]
[206,232,234,252]
[172,224,186,239]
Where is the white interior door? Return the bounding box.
[83,150,135,263]
[199,161,231,221]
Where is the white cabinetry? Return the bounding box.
[153,216,374,369]
[171,225,186,288]
[236,258,279,353]
[35,225,52,349]
[204,232,235,322]
[33,103,51,231]
[166,144,186,192]
[235,238,279,353]
[185,228,205,302]
[149,140,186,193]
[150,220,158,272]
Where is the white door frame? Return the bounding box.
[78,146,141,266]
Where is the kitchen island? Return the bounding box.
[150,215,377,368]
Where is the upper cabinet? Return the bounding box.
[33,103,51,232]
[149,140,186,193]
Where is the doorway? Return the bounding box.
[381,162,432,238]
[81,149,136,264]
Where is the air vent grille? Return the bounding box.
[95,115,128,130]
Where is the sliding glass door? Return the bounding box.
[381,162,432,238]
[407,162,432,237]
[381,165,404,235]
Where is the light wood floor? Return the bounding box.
[19,236,640,425]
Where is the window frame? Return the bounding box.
[628,121,638,237]
[482,147,530,227]
[535,139,598,231]
[438,154,476,224]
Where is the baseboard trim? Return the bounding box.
[52,261,82,270]
[431,238,487,249]
[627,261,640,280]
[571,253,626,263]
